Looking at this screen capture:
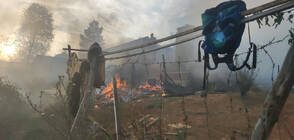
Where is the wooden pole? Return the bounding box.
[67,45,71,58]
[113,76,121,140]
[131,63,135,88]
[251,43,294,140]
[162,55,167,82]
[178,57,183,86]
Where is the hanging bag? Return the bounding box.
[198,0,256,71]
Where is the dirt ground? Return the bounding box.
[91,92,294,140]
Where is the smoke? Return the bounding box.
[0,0,292,89]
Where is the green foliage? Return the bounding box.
[289,28,294,45]
[287,14,293,23]
[256,11,293,45]
[80,20,104,49]
[16,3,54,61]
[272,13,284,28]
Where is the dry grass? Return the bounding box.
[92,92,294,140]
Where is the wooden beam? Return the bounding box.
[63,47,88,52]
[87,115,112,138]
[105,34,202,60]
[241,0,291,16]
[241,1,294,23]
[146,118,160,128]
[251,42,294,140]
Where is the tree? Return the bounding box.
[16,3,54,61]
[236,69,257,98]
[256,10,293,45]
[80,20,104,49]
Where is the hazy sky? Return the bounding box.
[1,0,279,54]
[0,0,293,82]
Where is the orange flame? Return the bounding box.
[101,74,163,101]
[94,105,99,109]
[162,93,166,97]
[101,74,128,100]
[139,82,161,91]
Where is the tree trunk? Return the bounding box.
[251,43,294,140]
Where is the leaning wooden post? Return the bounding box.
[113,76,121,140]
[69,50,97,134]
[251,43,294,140]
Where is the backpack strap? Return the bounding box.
[198,40,203,62]
[199,40,218,70]
[252,42,257,69]
[205,53,218,70]
[199,41,257,71]
[233,42,257,71]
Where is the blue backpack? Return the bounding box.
[198,0,256,71]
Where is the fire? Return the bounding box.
[162,93,166,97]
[101,74,128,100]
[139,82,161,91]
[100,74,163,101]
[94,105,99,109]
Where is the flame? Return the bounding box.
[101,74,128,100]
[94,105,99,109]
[162,93,166,97]
[139,82,161,91]
[101,74,163,101]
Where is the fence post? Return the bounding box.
[178,57,182,86]
[251,43,294,140]
[113,76,121,140]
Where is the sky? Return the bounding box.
[0,0,279,54]
[0,0,293,84]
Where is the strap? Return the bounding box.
[203,59,207,90]
[234,42,257,71]
[252,42,257,69]
[200,42,257,71]
[205,53,218,70]
[198,40,203,62]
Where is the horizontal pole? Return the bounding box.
[105,34,203,60]
[63,0,292,55]
[241,0,291,16]
[63,48,88,52]
[103,26,203,56]
[241,1,294,23]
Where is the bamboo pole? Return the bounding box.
[251,43,294,140]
